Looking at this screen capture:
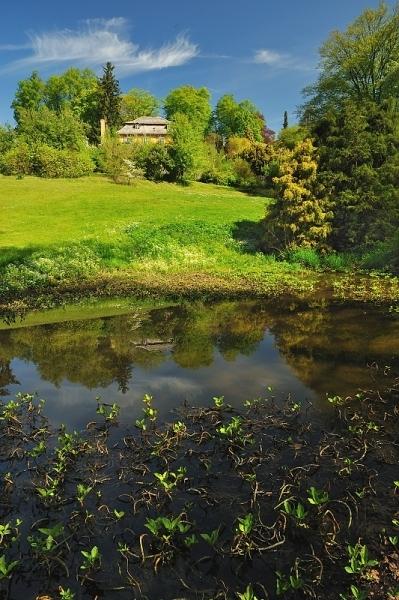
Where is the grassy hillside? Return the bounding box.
[0,175,266,248]
[1,175,398,306]
[0,175,319,302]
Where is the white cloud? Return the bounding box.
[254,48,314,71]
[254,49,286,66]
[1,18,198,75]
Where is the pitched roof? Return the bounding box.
[124,116,169,125]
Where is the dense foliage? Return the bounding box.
[120,88,159,122]
[262,140,332,250]
[98,62,121,132]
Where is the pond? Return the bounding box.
[0,298,398,599]
[1,298,398,428]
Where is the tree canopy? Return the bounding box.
[120,88,159,122]
[214,94,264,142]
[302,2,399,123]
[164,86,212,136]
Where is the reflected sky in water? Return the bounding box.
[0,300,398,428]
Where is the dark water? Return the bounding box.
[1,299,398,428]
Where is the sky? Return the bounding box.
[0,0,394,132]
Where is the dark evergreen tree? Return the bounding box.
[283,110,288,129]
[98,62,121,130]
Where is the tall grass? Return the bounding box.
[284,247,353,271]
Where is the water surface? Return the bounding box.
[1,299,398,428]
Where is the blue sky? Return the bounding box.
[0,0,393,132]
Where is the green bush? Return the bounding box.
[361,234,399,273]
[0,245,100,294]
[34,145,94,178]
[322,252,351,271]
[1,143,94,178]
[1,143,32,175]
[143,144,174,182]
[284,247,353,271]
[200,144,236,186]
[231,158,258,187]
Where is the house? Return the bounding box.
[117,116,170,143]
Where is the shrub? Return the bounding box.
[98,136,142,184]
[199,144,235,186]
[262,139,332,251]
[1,143,32,175]
[34,145,94,178]
[225,136,252,157]
[143,144,174,182]
[361,233,399,273]
[1,143,94,178]
[231,158,258,187]
[0,245,100,294]
[322,252,351,271]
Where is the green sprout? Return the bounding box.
[80,546,101,571]
[307,486,329,506]
[344,543,378,574]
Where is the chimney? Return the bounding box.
[100,118,107,141]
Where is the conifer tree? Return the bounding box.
[98,62,121,130]
[262,139,332,250]
[283,110,288,129]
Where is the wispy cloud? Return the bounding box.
[1,18,198,75]
[254,48,314,71]
[0,43,30,51]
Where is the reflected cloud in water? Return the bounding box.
[0,300,398,428]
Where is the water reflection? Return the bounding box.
[0,300,398,427]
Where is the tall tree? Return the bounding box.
[164,86,212,136]
[44,68,100,143]
[12,71,45,124]
[120,88,159,121]
[214,94,264,142]
[301,2,399,124]
[283,111,288,129]
[98,62,121,131]
[17,106,88,150]
[169,113,202,183]
[313,99,399,250]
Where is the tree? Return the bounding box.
[169,113,202,183]
[12,71,45,124]
[241,141,279,187]
[313,99,399,250]
[0,125,16,155]
[45,68,98,114]
[262,139,332,250]
[17,106,87,150]
[143,144,174,182]
[301,2,399,124]
[214,94,264,142]
[120,88,159,121]
[44,68,100,143]
[164,86,212,137]
[278,125,309,149]
[283,111,288,129]
[98,62,121,131]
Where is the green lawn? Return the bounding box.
[0,174,319,303]
[1,175,265,248]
